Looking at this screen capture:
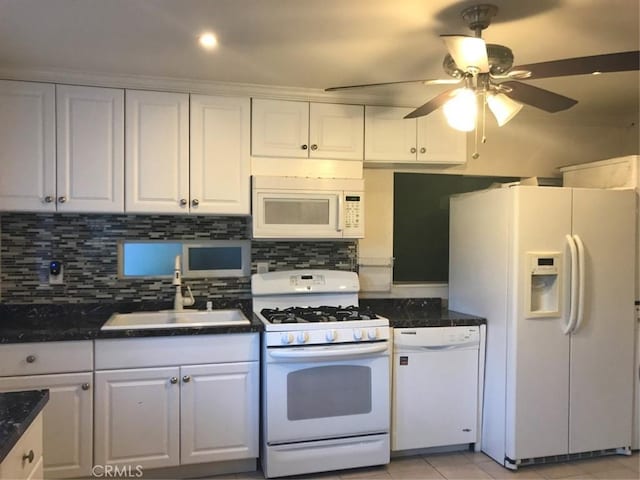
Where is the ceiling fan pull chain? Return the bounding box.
[472,105,480,159]
[482,91,487,144]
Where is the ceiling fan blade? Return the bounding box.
[513,50,640,79]
[500,81,577,113]
[325,78,460,92]
[441,35,489,73]
[404,88,460,119]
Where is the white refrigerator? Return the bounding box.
[449,185,636,468]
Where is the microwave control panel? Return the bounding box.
[344,193,364,237]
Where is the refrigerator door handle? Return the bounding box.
[573,234,586,333]
[564,234,579,335]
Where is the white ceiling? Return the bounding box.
[0,0,638,124]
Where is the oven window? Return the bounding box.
[264,199,330,225]
[287,365,372,420]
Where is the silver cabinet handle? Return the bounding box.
[410,147,417,154]
[58,196,67,203]
[170,377,178,384]
[180,198,188,206]
[301,144,308,150]
[26,355,36,363]
[310,144,318,151]
[420,147,426,154]
[182,375,191,383]
[44,196,54,203]
[191,199,199,207]
[22,450,35,464]
[81,383,90,391]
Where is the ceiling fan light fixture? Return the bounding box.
[443,88,477,132]
[486,92,523,126]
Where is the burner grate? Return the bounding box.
[261,306,378,324]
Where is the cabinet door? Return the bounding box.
[56,85,124,212]
[417,112,467,164]
[190,95,250,214]
[0,372,93,478]
[94,367,180,469]
[309,103,364,160]
[180,362,259,464]
[125,90,189,213]
[364,106,417,163]
[0,80,56,212]
[251,99,309,158]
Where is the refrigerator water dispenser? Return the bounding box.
[526,253,561,318]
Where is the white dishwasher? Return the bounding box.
[392,326,482,452]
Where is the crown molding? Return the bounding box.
[0,66,420,107]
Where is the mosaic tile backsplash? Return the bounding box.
[0,213,357,304]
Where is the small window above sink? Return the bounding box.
[118,240,251,278]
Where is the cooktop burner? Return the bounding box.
[261,305,378,324]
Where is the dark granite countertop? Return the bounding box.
[0,300,262,344]
[360,298,486,328]
[0,389,49,463]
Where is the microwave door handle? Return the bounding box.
[337,194,344,232]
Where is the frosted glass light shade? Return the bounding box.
[443,88,477,132]
[487,93,523,126]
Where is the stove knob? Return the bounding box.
[367,328,378,340]
[296,332,309,344]
[280,333,294,345]
[326,330,337,342]
[353,329,363,341]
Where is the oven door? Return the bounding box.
[264,342,390,444]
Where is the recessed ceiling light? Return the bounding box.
[198,32,218,50]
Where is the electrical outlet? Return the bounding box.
[257,262,269,274]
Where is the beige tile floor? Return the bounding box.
[222,451,639,480]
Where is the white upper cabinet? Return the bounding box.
[309,102,364,160]
[125,89,190,213]
[56,85,124,212]
[190,95,250,215]
[0,80,56,211]
[364,105,467,164]
[251,99,364,161]
[0,81,124,213]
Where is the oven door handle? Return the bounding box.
[268,342,388,361]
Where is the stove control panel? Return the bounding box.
[266,326,390,347]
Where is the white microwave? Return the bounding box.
[252,176,365,239]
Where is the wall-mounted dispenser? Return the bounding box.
[49,260,64,285]
[525,252,561,318]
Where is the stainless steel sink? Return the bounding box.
[101,309,250,330]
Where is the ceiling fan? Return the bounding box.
[325,4,639,132]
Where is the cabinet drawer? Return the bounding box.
[0,413,43,480]
[95,334,259,369]
[0,341,93,376]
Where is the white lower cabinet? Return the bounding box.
[94,367,180,469]
[0,413,44,480]
[0,341,94,479]
[180,362,259,464]
[94,334,259,471]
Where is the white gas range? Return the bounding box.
[252,270,390,478]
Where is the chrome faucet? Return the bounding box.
[173,255,195,311]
